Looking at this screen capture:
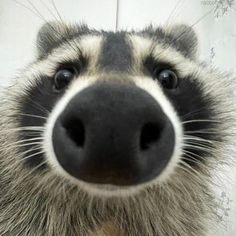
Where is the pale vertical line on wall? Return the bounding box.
[115,0,119,31]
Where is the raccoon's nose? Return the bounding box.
[52,82,175,186]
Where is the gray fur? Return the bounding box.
[37,22,96,59]
[141,24,198,59]
[165,24,198,59]
[98,32,132,72]
[0,22,235,236]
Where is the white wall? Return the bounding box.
[0,0,116,84]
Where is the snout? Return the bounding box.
[52,82,175,186]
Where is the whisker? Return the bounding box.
[2,94,49,117]
[172,7,215,44]
[185,130,220,135]
[50,0,84,56]
[15,113,47,120]
[0,126,44,132]
[49,0,83,55]
[19,145,43,157]
[154,6,216,68]
[183,135,214,144]
[182,158,203,170]
[13,0,81,59]
[165,0,184,25]
[183,141,213,148]
[22,96,50,115]
[4,137,43,148]
[9,131,44,137]
[183,149,209,161]
[32,0,82,55]
[177,159,204,181]
[181,151,218,174]
[20,150,45,162]
[184,138,214,144]
[11,141,43,148]
[181,119,220,125]
[183,142,214,150]
[19,159,49,181]
[183,137,222,149]
[183,135,219,144]
[39,0,59,21]
[51,0,64,23]
[12,0,43,19]
[183,143,215,153]
[26,0,48,22]
[182,153,212,167]
[181,107,209,120]
[182,159,207,172]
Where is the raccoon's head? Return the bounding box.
[5,22,234,199]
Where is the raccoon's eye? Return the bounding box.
[155,69,179,89]
[54,67,77,91]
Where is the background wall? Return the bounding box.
[0,0,117,85]
[0,0,236,235]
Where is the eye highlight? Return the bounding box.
[155,69,179,89]
[54,67,77,91]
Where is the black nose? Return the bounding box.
[52,82,175,186]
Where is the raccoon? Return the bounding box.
[0,22,235,236]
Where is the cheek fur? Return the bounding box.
[17,75,64,168]
[163,75,221,166]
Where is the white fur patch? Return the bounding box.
[129,35,198,77]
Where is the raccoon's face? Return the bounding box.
[13,22,226,197]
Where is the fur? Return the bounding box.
[0,22,235,236]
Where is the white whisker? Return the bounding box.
[181,119,220,125]
[16,113,47,120]
[183,143,214,153]
[20,150,45,162]
[0,126,45,132]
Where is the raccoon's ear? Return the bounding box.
[165,24,198,59]
[36,22,67,58]
[36,22,86,58]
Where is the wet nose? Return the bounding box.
[52,82,175,186]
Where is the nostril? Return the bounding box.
[63,118,85,147]
[140,123,163,150]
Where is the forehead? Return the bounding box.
[98,32,132,72]
[52,32,138,73]
[78,32,155,73]
[79,32,189,75]
[74,31,189,74]
[36,30,196,79]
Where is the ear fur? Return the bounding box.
[36,22,89,58]
[165,24,198,59]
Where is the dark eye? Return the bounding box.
[54,67,77,91]
[155,69,179,89]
